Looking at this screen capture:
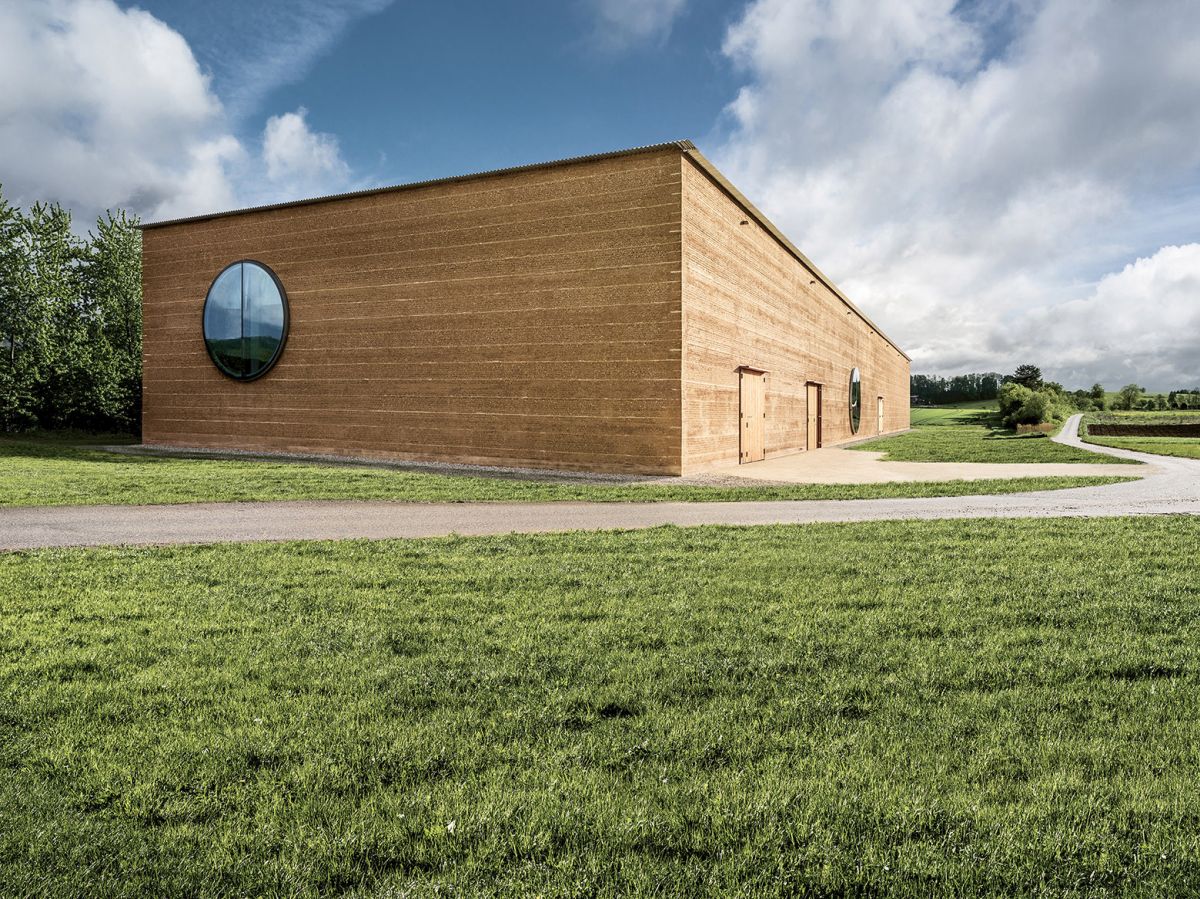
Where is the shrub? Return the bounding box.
[998,382,1075,429]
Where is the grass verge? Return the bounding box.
[4,519,1200,895]
[0,438,1134,506]
[1082,437,1200,460]
[858,409,1138,464]
[1080,413,1200,460]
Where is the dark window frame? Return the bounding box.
[849,367,862,434]
[201,259,290,382]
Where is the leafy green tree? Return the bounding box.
[0,188,26,426]
[1116,383,1144,411]
[1010,364,1043,390]
[78,210,142,430]
[0,188,142,433]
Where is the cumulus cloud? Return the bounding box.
[715,0,1200,388]
[261,108,352,198]
[0,0,240,223]
[1009,244,1200,389]
[588,0,688,50]
[0,0,362,225]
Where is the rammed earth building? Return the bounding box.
[140,141,910,475]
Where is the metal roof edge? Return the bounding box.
[139,140,696,230]
[679,147,911,363]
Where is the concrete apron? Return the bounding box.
[708,444,1145,485]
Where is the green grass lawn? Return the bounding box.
[1080,413,1200,460]
[915,399,998,411]
[1093,411,1200,422]
[0,438,1134,507]
[857,408,1139,464]
[1082,437,1200,460]
[4,519,1200,896]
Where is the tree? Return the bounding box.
[78,210,142,430]
[0,188,25,425]
[0,188,142,433]
[1116,383,1144,411]
[909,372,1003,405]
[1010,364,1043,390]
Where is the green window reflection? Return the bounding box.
[202,261,288,380]
[849,367,862,434]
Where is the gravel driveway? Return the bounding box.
[2,416,1196,551]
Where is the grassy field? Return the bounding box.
[4,519,1200,896]
[0,438,1133,507]
[1083,437,1200,460]
[912,399,998,411]
[856,408,1137,464]
[1080,411,1200,460]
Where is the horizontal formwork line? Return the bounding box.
[147,261,681,303]
[147,304,681,327]
[145,399,679,411]
[146,285,679,316]
[146,392,677,403]
[146,156,679,244]
[144,238,681,291]
[142,442,677,467]
[147,185,681,263]
[145,375,681,385]
[147,319,679,339]
[146,202,682,273]
[145,338,679,356]
[146,409,678,423]
[143,221,683,287]
[146,423,681,445]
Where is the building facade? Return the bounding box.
[141,142,909,475]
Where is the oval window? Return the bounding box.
[849,367,862,434]
[202,261,288,380]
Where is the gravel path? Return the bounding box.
[2,416,1196,551]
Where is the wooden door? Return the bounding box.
[739,370,766,463]
[877,396,885,434]
[806,383,822,450]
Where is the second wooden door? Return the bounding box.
[740,370,766,463]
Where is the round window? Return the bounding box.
[849,367,862,434]
[202,261,288,381]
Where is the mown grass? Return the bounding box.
[858,408,1139,464]
[1080,412,1200,460]
[4,519,1200,896]
[0,438,1133,507]
[1093,411,1200,423]
[1083,437,1200,460]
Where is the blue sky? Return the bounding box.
[2,0,1198,389]
[130,0,743,185]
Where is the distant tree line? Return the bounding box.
[1108,386,1199,411]
[0,187,141,433]
[1167,390,1200,409]
[910,372,1002,405]
[915,362,1200,427]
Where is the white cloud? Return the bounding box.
[0,0,239,223]
[262,108,352,197]
[1008,244,1200,390]
[0,0,364,225]
[588,0,688,50]
[715,0,1200,389]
